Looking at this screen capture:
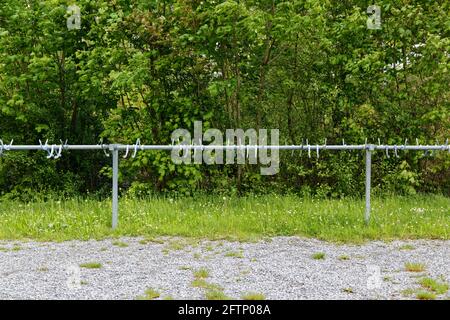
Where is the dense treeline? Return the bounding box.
[0,0,449,199]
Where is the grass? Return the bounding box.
[193,253,201,259]
[418,277,449,295]
[405,262,426,272]
[312,252,326,260]
[179,266,191,271]
[191,279,223,291]
[416,291,436,300]
[112,241,128,247]
[193,268,210,279]
[205,289,232,300]
[241,292,266,300]
[136,288,161,300]
[401,288,416,297]
[0,194,448,243]
[401,277,448,300]
[139,237,165,245]
[224,251,244,258]
[79,262,102,269]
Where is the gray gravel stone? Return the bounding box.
[0,237,448,300]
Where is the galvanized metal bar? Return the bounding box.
[5,144,449,151]
[111,146,119,230]
[365,146,373,225]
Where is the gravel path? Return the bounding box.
[0,237,448,300]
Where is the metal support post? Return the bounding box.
[365,145,373,225]
[112,145,119,229]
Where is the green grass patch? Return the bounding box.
[205,289,232,300]
[179,266,191,271]
[401,288,416,297]
[312,252,326,260]
[191,279,222,291]
[79,262,102,269]
[241,292,266,300]
[0,195,448,243]
[136,288,161,300]
[112,241,128,248]
[418,278,449,295]
[224,251,244,258]
[416,291,436,300]
[405,262,426,272]
[139,237,165,245]
[194,268,210,279]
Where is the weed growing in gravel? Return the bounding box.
[225,251,244,258]
[338,255,350,261]
[312,252,325,260]
[405,262,426,272]
[342,288,354,293]
[37,267,49,272]
[418,278,449,295]
[136,288,161,300]
[140,237,165,245]
[416,291,436,300]
[401,288,416,297]
[205,289,232,300]
[79,262,102,269]
[179,266,191,271]
[112,241,129,248]
[240,269,251,276]
[241,292,266,300]
[194,268,210,279]
[399,244,415,250]
[166,241,187,251]
[191,279,222,291]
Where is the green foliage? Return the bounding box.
[0,0,449,197]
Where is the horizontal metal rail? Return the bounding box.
[4,144,450,151]
[0,141,449,229]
